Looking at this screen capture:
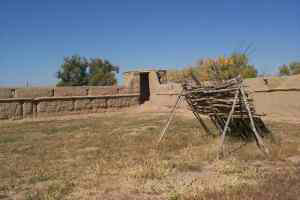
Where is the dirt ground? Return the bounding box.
[0,110,300,200]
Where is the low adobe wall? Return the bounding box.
[149,75,300,119]
[149,82,188,109]
[0,86,140,120]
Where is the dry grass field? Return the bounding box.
[0,112,300,200]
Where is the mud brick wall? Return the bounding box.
[149,82,188,109]
[0,86,140,120]
[0,88,14,99]
[54,87,88,96]
[15,88,54,98]
[149,75,300,119]
[0,101,23,120]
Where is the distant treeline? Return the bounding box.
[167,53,300,83]
[55,53,299,86]
[278,62,300,76]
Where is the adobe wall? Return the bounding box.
[123,71,140,91]
[0,86,139,120]
[149,75,300,119]
[245,75,300,119]
[149,82,188,109]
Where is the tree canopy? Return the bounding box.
[56,55,119,86]
[278,62,300,76]
[167,53,257,83]
[88,58,119,86]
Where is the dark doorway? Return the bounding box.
[140,73,150,103]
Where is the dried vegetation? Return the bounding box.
[0,112,299,200]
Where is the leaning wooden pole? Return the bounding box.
[219,88,240,157]
[184,96,212,135]
[240,86,269,155]
[158,93,183,144]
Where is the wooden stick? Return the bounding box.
[183,87,240,95]
[210,115,223,135]
[240,86,269,155]
[184,94,212,135]
[193,111,212,135]
[219,88,240,158]
[158,94,183,144]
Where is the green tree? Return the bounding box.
[56,55,119,86]
[278,62,300,76]
[88,58,119,86]
[289,62,300,75]
[278,64,290,76]
[56,55,89,86]
[226,53,257,79]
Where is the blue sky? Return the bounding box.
[0,0,299,86]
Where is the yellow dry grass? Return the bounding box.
[0,112,299,200]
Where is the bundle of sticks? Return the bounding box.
[182,77,269,138]
[182,76,270,155]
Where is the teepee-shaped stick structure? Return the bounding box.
[158,76,270,157]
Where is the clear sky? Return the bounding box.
[0,0,299,86]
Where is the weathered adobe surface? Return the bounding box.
[15,88,54,98]
[0,86,140,99]
[0,86,140,120]
[0,102,22,120]
[0,88,14,99]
